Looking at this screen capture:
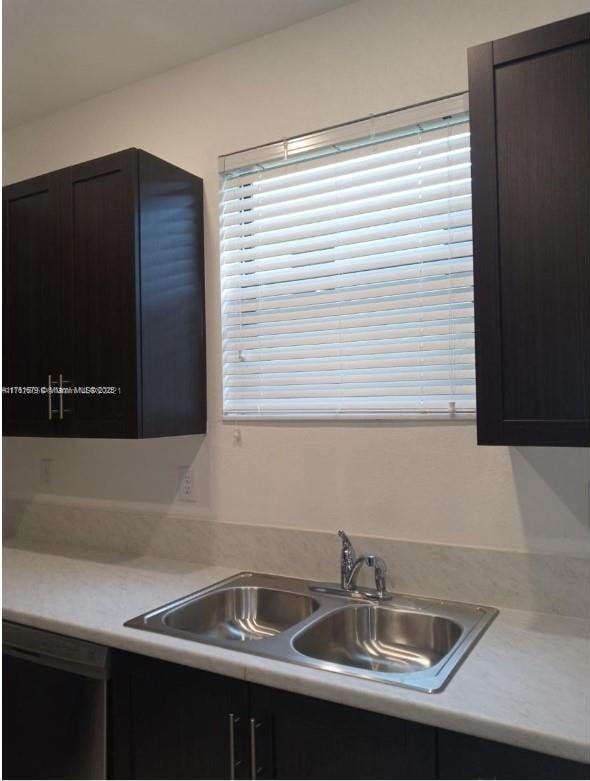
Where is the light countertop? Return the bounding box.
[3,540,590,764]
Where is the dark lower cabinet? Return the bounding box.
[111,653,247,780]
[438,729,590,780]
[111,651,589,781]
[112,652,435,780]
[250,685,436,780]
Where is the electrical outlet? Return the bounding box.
[178,466,195,502]
[40,458,52,489]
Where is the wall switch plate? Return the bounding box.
[178,465,195,502]
[40,458,52,489]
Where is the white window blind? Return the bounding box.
[219,93,475,419]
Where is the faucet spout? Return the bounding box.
[347,554,388,597]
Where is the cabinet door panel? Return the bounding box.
[64,151,139,437]
[3,175,66,435]
[468,15,590,446]
[112,653,248,780]
[251,685,436,780]
[495,43,590,425]
[438,729,590,779]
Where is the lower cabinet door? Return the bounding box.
[112,652,249,780]
[437,729,590,780]
[249,685,436,780]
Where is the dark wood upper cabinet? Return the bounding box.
[3,148,206,438]
[468,13,590,446]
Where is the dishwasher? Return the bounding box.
[3,621,110,780]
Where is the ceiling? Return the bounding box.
[3,0,356,129]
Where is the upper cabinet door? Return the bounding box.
[3,173,68,435]
[62,150,140,437]
[468,14,590,446]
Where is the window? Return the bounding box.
[219,94,474,419]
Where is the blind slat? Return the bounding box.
[221,199,471,253]
[224,335,475,363]
[225,349,474,375]
[222,228,472,282]
[224,125,470,194]
[225,288,472,326]
[224,273,473,316]
[223,255,473,302]
[222,212,472,269]
[225,302,473,339]
[221,162,471,217]
[220,178,471,231]
[226,367,475,388]
[224,398,476,412]
[224,319,474,352]
[222,147,471,209]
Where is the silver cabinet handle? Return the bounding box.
[59,374,64,419]
[249,717,261,779]
[48,374,53,420]
[58,374,71,419]
[47,374,60,420]
[48,374,70,420]
[228,713,241,780]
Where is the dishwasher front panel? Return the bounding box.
[3,622,109,780]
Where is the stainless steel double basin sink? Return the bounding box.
[125,573,497,693]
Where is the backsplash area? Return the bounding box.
[4,496,588,619]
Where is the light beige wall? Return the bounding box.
[4,0,590,554]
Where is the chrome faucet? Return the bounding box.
[335,530,389,600]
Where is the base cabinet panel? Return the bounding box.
[250,685,436,780]
[111,653,248,780]
[112,653,436,780]
[438,729,589,780]
[111,652,589,781]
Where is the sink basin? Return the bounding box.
[164,586,319,642]
[293,605,462,673]
[125,572,497,693]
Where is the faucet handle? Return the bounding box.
[366,554,388,598]
[338,530,356,589]
[338,530,356,557]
